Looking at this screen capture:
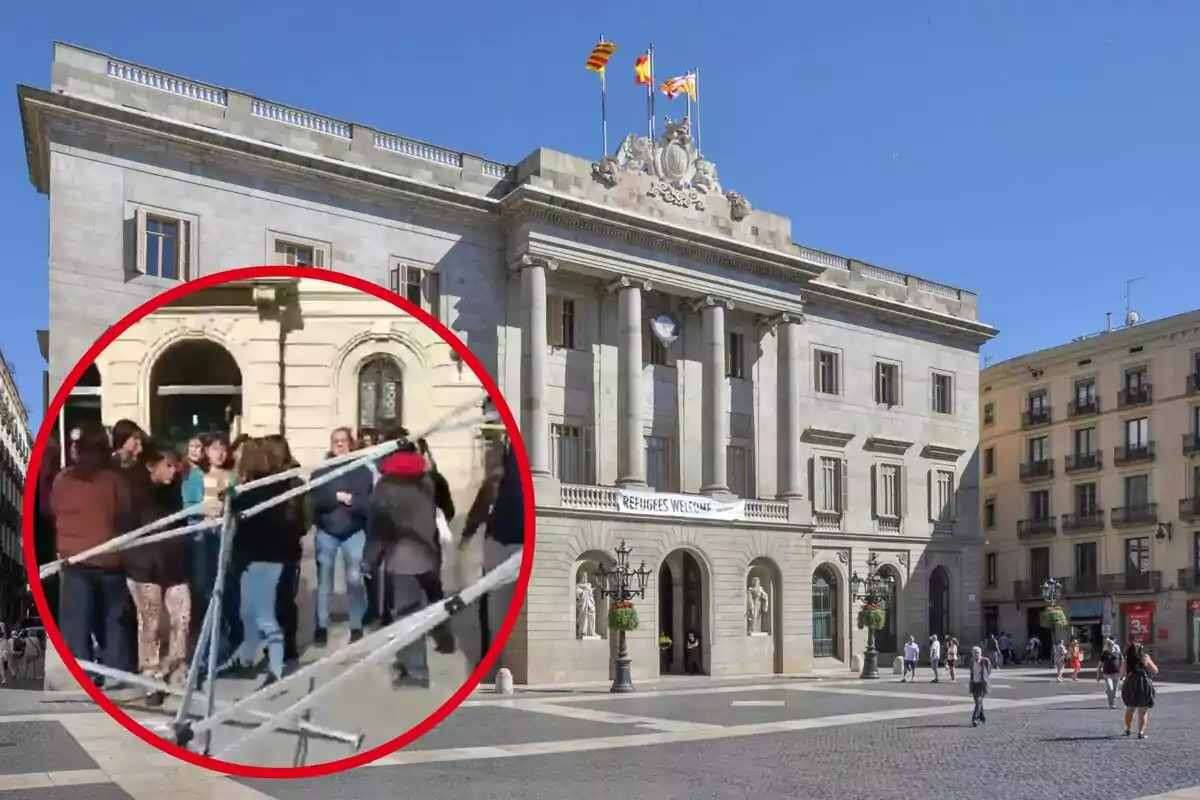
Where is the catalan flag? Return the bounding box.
[634,52,652,85]
[659,73,696,101]
[586,41,618,73]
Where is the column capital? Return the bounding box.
[686,295,734,313]
[757,310,807,334]
[605,275,652,294]
[511,253,559,273]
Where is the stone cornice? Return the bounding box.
[18,86,499,218]
[805,281,998,346]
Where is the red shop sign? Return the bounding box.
[1189,599,1200,612]
[1126,607,1154,645]
[1120,601,1157,614]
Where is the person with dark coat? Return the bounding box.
[221,438,306,687]
[119,442,192,705]
[415,437,456,654]
[310,427,374,648]
[261,435,305,666]
[362,436,441,688]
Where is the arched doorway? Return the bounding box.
[812,564,841,661]
[150,339,242,451]
[928,566,950,641]
[658,549,709,675]
[876,565,903,655]
[358,355,403,433]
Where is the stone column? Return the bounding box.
[519,254,557,477]
[695,296,732,494]
[777,315,804,498]
[614,276,651,486]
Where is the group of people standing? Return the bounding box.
[35,415,524,706]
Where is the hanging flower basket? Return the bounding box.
[857,604,887,631]
[1041,606,1069,630]
[608,601,640,632]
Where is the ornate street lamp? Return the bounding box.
[849,553,895,680]
[1040,577,1063,607]
[593,540,653,693]
[1039,577,1068,651]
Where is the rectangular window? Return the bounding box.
[983,402,994,426]
[1028,436,1049,462]
[644,320,670,366]
[814,350,839,395]
[1030,547,1051,584]
[547,296,578,350]
[1074,426,1096,455]
[985,553,997,587]
[1074,482,1098,515]
[931,372,954,415]
[1029,489,1051,521]
[876,463,902,518]
[274,239,323,268]
[984,447,995,476]
[1125,367,1148,390]
[1124,474,1150,507]
[1075,541,1098,580]
[1075,379,1097,407]
[727,446,754,498]
[136,210,190,280]
[875,362,899,406]
[984,498,996,529]
[1124,536,1151,573]
[933,469,955,522]
[817,456,844,513]
[1028,390,1049,415]
[726,331,746,379]
[388,264,441,321]
[1124,417,1149,448]
[645,436,674,492]
[550,424,594,485]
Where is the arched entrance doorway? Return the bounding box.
[658,549,709,675]
[928,566,950,641]
[812,564,842,661]
[876,564,903,655]
[150,339,242,451]
[357,355,403,434]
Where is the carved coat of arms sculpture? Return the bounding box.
[590,116,752,222]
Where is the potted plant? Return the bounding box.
[857,604,886,631]
[608,601,640,632]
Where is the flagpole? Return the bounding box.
[694,68,702,157]
[647,44,656,140]
[599,34,609,156]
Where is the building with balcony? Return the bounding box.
[0,349,32,624]
[21,43,997,686]
[979,309,1200,662]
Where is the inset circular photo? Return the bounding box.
[23,266,534,777]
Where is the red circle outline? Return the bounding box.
[21,265,537,779]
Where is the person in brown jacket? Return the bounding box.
[119,442,192,705]
[49,422,134,679]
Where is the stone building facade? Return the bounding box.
[21,43,997,684]
[0,350,31,623]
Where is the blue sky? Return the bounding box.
[3,1,1198,433]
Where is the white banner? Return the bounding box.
[616,489,746,521]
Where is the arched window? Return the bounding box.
[812,565,840,659]
[358,356,403,432]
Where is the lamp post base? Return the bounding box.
[610,655,636,693]
[859,647,880,680]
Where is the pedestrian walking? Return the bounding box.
[1096,637,1122,709]
[1120,643,1158,739]
[310,427,373,648]
[986,633,1002,669]
[946,637,959,682]
[685,632,703,675]
[1052,640,1068,682]
[929,635,942,683]
[0,625,10,684]
[120,442,192,707]
[902,636,919,682]
[968,645,992,727]
[1069,639,1083,681]
[363,435,442,688]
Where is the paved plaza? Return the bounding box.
[2,665,1200,799]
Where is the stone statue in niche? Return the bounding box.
[576,574,598,639]
[746,576,770,635]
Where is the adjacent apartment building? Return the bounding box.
[979,309,1200,662]
[0,350,32,623]
[21,43,997,687]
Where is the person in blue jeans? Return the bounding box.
[309,427,374,647]
[218,437,307,689]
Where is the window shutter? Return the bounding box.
[897,466,906,518]
[840,458,849,514]
[870,464,878,519]
[314,248,325,268]
[177,220,189,280]
[135,208,148,274]
[547,295,565,347]
[927,469,934,522]
[426,271,442,322]
[724,334,732,377]
[807,456,815,512]
[947,472,957,521]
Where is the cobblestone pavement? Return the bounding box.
[4,669,1200,799]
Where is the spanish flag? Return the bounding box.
[586,41,618,73]
[634,53,651,85]
[660,73,696,100]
